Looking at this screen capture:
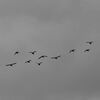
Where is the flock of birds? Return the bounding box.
[0,41,94,72]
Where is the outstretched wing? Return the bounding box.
[36,62,43,66]
[5,62,17,66]
[84,49,90,53]
[2,62,17,72]
[51,55,61,59]
[28,51,37,54]
[38,55,48,59]
[69,49,76,53]
[85,41,94,45]
[25,60,32,63]
[14,51,20,55]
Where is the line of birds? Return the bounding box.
[0,41,94,72]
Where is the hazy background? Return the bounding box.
[0,0,100,100]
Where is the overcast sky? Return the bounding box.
[0,0,100,100]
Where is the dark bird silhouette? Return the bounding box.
[36,62,43,66]
[51,55,61,60]
[83,49,91,53]
[13,51,20,55]
[5,63,17,71]
[68,49,76,53]
[25,60,32,64]
[5,62,17,67]
[28,51,37,55]
[85,41,94,45]
[38,55,48,60]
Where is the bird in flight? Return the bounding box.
[5,62,17,67]
[68,49,76,54]
[83,48,91,53]
[28,51,37,55]
[25,60,32,64]
[3,62,17,72]
[36,62,43,66]
[38,55,48,60]
[13,51,20,55]
[51,55,61,60]
[85,41,94,45]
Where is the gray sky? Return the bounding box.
[0,0,100,100]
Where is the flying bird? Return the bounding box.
[38,55,48,60]
[5,62,17,67]
[36,62,43,66]
[3,62,17,72]
[83,49,91,53]
[13,51,20,55]
[68,49,76,54]
[85,41,94,45]
[28,51,37,55]
[13,48,26,57]
[25,60,32,64]
[51,55,61,60]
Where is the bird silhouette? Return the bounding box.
[85,41,94,45]
[36,62,43,66]
[13,51,20,55]
[28,51,37,55]
[3,62,17,72]
[25,60,32,64]
[38,55,48,60]
[68,49,76,54]
[51,55,61,60]
[83,49,90,53]
[5,62,17,67]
